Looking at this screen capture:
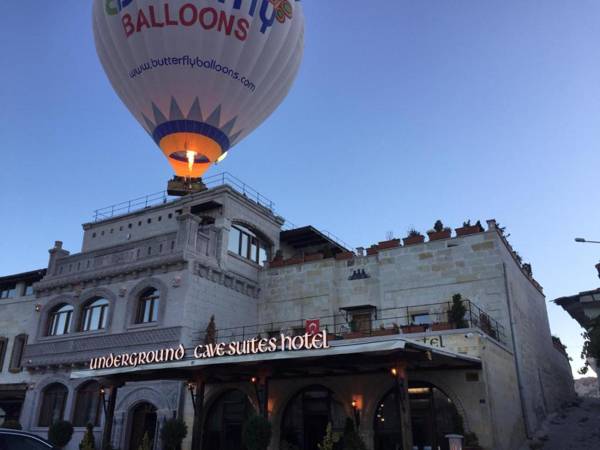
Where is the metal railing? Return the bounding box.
[192,300,506,345]
[92,172,275,222]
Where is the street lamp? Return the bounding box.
[574,238,600,278]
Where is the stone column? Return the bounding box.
[101,383,120,450]
[191,379,206,450]
[392,364,412,450]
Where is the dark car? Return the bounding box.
[0,429,55,450]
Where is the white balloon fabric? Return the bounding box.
[93,0,304,178]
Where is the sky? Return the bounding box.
[1,1,599,377]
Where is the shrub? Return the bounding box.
[449,294,468,329]
[2,420,22,430]
[48,420,74,449]
[79,423,96,450]
[317,423,339,450]
[160,418,188,450]
[341,418,367,450]
[242,415,272,450]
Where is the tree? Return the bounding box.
[160,418,188,450]
[242,415,272,450]
[579,317,600,375]
[48,420,74,449]
[79,423,96,450]
[317,423,340,450]
[449,294,468,328]
[341,418,367,450]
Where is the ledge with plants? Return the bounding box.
[427,220,452,241]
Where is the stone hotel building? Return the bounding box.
[0,175,575,450]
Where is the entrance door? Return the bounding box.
[203,390,254,450]
[129,402,157,450]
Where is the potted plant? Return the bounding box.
[401,322,428,333]
[449,294,468,329]
[160,418,188,450]
[48,420,74,450]
[344,319,366,339]
[427,220,452,241]
[464,431,482,450]
[455,220,484,237]
[377,238,401,250]
[242,415,272,450]
[431,305,453,331]
[403,229,425,246]
[79,423,96,450]
[479,313,498,339]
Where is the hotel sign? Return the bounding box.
[89,331,330,371]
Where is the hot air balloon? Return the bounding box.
[93,0,304,194]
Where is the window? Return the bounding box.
[81,298,109,332]
[9,334,27,373]
[73,381,101,427]
[228,224,270,266]
[48,304,73,336]
[136,289,160,324]
[24,283,34,296]
[0,284,17,299]
[0,337,8,372]
[411,313,432,325]
[38,383,68,427]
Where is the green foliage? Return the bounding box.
[137,433,152,450]
[449,294,468,329]
[579,317,600,375]
[79,423,96,450]
[160,418,188,450]
[317,423,340,450]
[407,228,422,238]
[242,415,272,450]
[341,418,367,450]
[48,420,74,449]
[2,420,22,430]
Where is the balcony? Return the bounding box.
[193,300,506,346]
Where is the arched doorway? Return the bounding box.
[373,382,463,450]
[203,390,254,450]
[128,402,157,450]
[280,385,345,450]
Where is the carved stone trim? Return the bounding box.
[194,262,260,299]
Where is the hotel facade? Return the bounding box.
[0,176,575,450]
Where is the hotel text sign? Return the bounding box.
[89,331,330,371]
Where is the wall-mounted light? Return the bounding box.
[99,386,109,415]
[187,382,197,412]
[35,304,41,312]
[390,367,398,377]
[251,376,257,384]
[351,395,362,427]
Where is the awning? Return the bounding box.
[71,335,481,383]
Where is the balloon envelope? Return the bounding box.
[93,0,304,178]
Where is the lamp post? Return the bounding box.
[574,238,600,278]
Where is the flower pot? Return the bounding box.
[377,239,401,250]
[335,251,355,261]
[403,235,425,246]
[372,328,398,337]
[269,259,285,268]
[427,230,451,241]
[455,225,484,236]
[401,324,427,333]
[366,246,378,256]
[343,331,366,339]
[432,322,454,331]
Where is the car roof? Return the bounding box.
[0,429,52,444]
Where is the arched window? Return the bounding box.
[228,224,270,266]
[38,383,68,426]
[373,382,463,450]
[81,298,109,331]
[48,304,74,336]
[136,288,160,324]
[73,381,101,427]
[280,385,345,450]
[203,390,254,450]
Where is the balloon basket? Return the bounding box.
[167,176,207,197]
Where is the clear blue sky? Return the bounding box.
[1,1,599,376]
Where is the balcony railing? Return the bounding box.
[193,300,506,345]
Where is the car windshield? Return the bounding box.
[0,433,51,450]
